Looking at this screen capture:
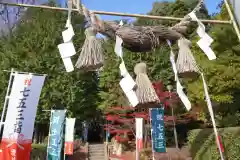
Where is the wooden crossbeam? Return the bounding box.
[0,2,232,24]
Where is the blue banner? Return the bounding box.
[151,108,166,153]
[47,110,66,160]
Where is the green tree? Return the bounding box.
[99,0,240,128]
[0,3,101,136]
[186,2,240,126]
[98,0,209,110]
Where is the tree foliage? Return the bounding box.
[1,0,239,134]
[187,3,240,103]
[0,3,101,125]
[99,0,240,128]
[98,0,209,111]
[98,41,174,110]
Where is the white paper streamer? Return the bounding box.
[119,73,136,93]
[57,42,76,72]
[126,90,139,107]
[58,42,76,58]
[197,38,216,60]
[58,0,76,73]
[167,40,191,111]
[170,50,178,81]
[115,22,139,107]
[119,20,124,26]
[119,61,128,77]
[115,36,123,58]
[62,57,74,72]
[188,12,216,60]
[62,25,75,43]
[176,80,191,111]
[66,0,73,28]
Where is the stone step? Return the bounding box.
[89,149,104,151]
[89,146,105,151]
[89,144,104,146]
[89,148,104,150]
[89,155,105,159]
[89,154,105,156]
[89,145,105,148]
[89,147,104,149]
[89,157,105,160]
[89,147,105,150]
[88,144,105,160]
[89,147,104,150]
[89,150,104,154]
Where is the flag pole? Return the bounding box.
[46,110,53,160]
[201,73,225,160]
[63,111,67,160]
[167,85,179,149]
[0,68,14,140]
[149,108,155,160]
[224,0,240,43]
[135,118,139,160]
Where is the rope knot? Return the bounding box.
[134,62,147,75]
[85,27,97,37]
[178,38,192,48]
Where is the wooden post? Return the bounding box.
[224,0,240,43]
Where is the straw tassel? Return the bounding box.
[75,26,104,71]
[176,38,199,78]
[134,62,160,108]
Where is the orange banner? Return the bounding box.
[136,138,143,150]
[64,142,74,155]
[0,135,32,160]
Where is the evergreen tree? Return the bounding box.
[187,2,240,126]
[0,3,101,137]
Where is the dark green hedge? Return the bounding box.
[187,127,240,160]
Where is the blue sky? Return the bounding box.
[54,0,222,20]
[81,0,222,20]
[0,0,224,34]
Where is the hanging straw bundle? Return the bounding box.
[176,38,199,79]
[74,3,104,71]
[92,0,204,53]
[75,26,104,71]
[134,63,160,108]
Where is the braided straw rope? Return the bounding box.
[173,0,204,78]
[71,0,205,53]
[176,38,199,78]
[75,27,104,71]
[134,63,160,108]
[73,0,104,71]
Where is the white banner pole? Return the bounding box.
[135,118,139,160]
[135,140,139,160]
[224,0,240,43]
[63,117,66,160]
[0,68,14,137]
[149,109,155,160]
[63,110,67,160]
[201,73,224,160]
[46,110,53,160]
[135,118,143,160]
